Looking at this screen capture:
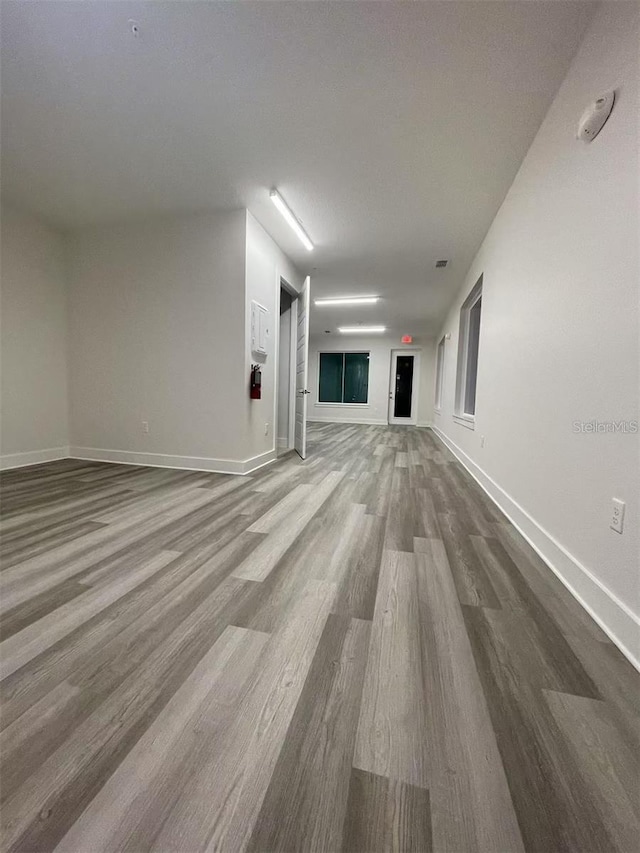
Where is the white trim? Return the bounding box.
[317,350,371,406]
[417,421,433,428]
[243,449,277,474]
[453,413,476,430]
[308,416,387,426]
[0,446,70,470]
[315,403,371,409]
[273,272,283,459]
[431,425,640,672]
[277,437,289,451]
[67,446,276,476]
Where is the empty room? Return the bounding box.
[0,1,638,851]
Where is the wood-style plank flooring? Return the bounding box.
[1,423,638,852]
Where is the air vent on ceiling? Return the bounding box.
[435,260,448,268]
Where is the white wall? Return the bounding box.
[0,205,69,467]
[244,211,303,463]
[66,211,250,468]
[308,334,435,427]
[432,2,639,664]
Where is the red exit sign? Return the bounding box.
[401,335,413,344]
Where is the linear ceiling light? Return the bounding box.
[315,296,379,306]
[338,326,386,334]
[269,189,313,251]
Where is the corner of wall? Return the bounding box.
[0,204,71,462]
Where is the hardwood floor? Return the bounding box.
[1,423,638,852]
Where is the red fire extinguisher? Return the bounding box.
[250,364,262,400]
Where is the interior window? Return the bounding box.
[318,352,369,404]
[435,335,445,409]
[455,275,483,422]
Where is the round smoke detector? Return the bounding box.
[577,91,615,142]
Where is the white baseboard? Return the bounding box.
[0,446,70,470]
[432,425,640,672]
[68,446,276,476]
[417,421,433,428]
[277,437,289,451]
[243,449,277,474]
[308,416,388,426]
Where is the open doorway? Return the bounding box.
[388,349,421,425]
[276,282,296,454]
[276,275,311,459]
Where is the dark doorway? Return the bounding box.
[394,355,414,418]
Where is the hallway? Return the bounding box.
[0,424,638,852]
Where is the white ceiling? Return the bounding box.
[1,1,595,336]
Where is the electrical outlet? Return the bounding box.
[142,421,149,435]
[610,498,625,534]
[264,422,269,436]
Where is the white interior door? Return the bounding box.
[388,349,421,425]
[294,276,311,459]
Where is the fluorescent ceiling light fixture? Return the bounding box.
[338,326,386,334]
[315,296,379,306]
[269,189,313,251]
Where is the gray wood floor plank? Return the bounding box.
[383,468,414,552]
[311,502,368,584]
[0,487,134,540]
[463,603,618,852]
[493,520,614,645]
[0,550,180,680]
[341,768,432,853]
[353,550,429,788]
[0,681,80,797]
[53,625,269,853]
[247,482,314,532]
[247,614,370,853]
[415,539,524,852]
[0,488,216,613]
[332,512,385,621]
[437,512,501,607]
[559,628,640,752]
[232,470,345,581]
[544,689,640,851]
[1,532,264,731]
[468,537,601,699]
[149,579,336,853]
[0,574,262,851]
[0,519,108,568]
[0,578,88,641]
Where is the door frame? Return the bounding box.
[274,276,299,453]
[287,296,298,450]
[294,275,311,459]
[388,348,421,425]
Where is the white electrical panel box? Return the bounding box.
[251,301,270,356]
